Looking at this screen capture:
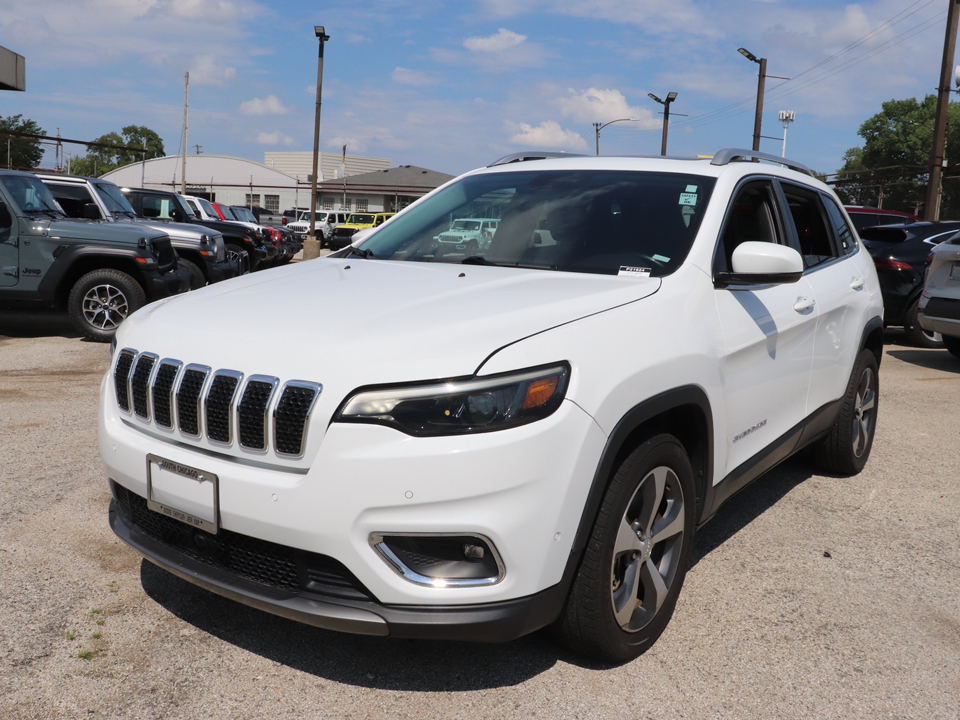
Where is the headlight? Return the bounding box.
[336,363,570,436]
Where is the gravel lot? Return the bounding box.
[1,312,958,720]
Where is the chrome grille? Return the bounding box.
[112,351,320,458]
[205,371,242,444]
[114,350,136,412]
[131,353,157,420]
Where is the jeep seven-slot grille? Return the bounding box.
[152,237,177,272]
[113,351,320,458]
[113,484,372,600]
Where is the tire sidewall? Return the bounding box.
[67,269,145,342]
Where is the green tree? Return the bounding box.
[834,95,960,218]
[71,125,165,177]
[0,115,47,169]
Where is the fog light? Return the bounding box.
[370,533,504,587]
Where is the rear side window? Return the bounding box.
[822,199,856,255]
[46,183,96,218]
[781,184,837,269]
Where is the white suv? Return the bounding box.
[99,149,883,662]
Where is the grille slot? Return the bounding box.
[152,361,182,429]
[237,377,278,451]
[275,382,322,457]
[131,353,158,420]
[114,484,373,600]
[114,350,136,412]
[205,371,243,445]
[177,365,210,437]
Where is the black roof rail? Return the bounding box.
[710,148,812,176]
[488,151,587,167]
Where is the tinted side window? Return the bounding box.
[46,184,96,218]
[715,181,781,274]
[822,198,856,255]
[781,184,836,269]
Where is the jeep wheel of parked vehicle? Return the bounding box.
[179,258,206,290]
[67,269,146,342]
[560,434,695,663]
[814,348,879,475]
[904,297,943,348]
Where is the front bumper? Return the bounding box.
[918,297,960,338]
[144,266,191,300]
[204,257,242,284]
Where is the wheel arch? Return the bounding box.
[570,385,714,561]
[859,314,884,367]
[39,246,150,309]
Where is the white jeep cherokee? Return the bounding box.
[99,149,883,662]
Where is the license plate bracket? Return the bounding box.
[146,454,219,534]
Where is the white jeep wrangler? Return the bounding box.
[100,149,883,662]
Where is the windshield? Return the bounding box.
[356,169,715,277]
[194,196,218,219]
[94,182,137,216]
[348,214,375,224]
[0,175,62,216]
[450,220,481,231]
[233,207,257,222]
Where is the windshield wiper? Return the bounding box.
[461,255,499,266]
[348,246,376,259]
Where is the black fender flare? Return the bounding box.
[37,244,150,297]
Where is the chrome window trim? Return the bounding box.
[237,375,280,453]
[369,532,506,587]
[205,369,244,447]
[273,380,322,459]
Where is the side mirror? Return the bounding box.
[82,203,102,220]
[0,201,11,229]
[171,208,185,222]
[715,241,803,287]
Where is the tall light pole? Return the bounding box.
[738,47,766,153]
[593,118,636,156]
[305,26,330,261]
[648,92,678,156]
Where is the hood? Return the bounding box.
[119,258,659,403]
[129,218,215,242]
[29,217,167,244]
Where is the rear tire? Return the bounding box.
[904,298,943,348]
[67,269,146,342]
[813,348,879,475]
[560,434,695,663]
[943,335,960,359]
[179,258,205,290]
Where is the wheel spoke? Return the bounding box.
[614,517,643,556]
[650,500,685,546]
[859,386,876,414]
[639,555,669,614]
[612,554,643,627]
[637,466,668,535]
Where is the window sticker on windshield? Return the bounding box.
[619,266,651,278]
[652,254,670,263]
[685,185,698,192]
[679,192,698,206]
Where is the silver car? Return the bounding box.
[918,232,960,358]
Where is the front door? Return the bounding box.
[0,203,18,287]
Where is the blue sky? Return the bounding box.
[0,0,952,178]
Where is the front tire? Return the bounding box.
[67,269,146,342]
[179,258,205,290]
[813,348,879,475]
[560,434,695,663]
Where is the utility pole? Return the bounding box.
[779,110,796,157]
[181,72,189,195]
[305,26,330,261]
[924,0,960,221]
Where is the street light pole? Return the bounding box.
[738,48,766,152]
[648,92,678,156]
[924,0,960,221]
[305,26,330,261]
[593,118,635,156]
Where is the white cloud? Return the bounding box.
[189,54,237,86]
[327,136,367,153]
[556,87,659,128]
[391,67,436,86]
[256,132,294,146]
[240,95,291,115]
[347,33,370,43]
[509,121,587,151]
[464,28,526,52]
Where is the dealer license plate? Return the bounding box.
[950,263,960,280]
[146,454,219,534]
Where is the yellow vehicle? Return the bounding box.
[328,212,395,250]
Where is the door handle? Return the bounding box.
[850,277,865,290]
[794,296,816,312]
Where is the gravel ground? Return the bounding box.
[1,314,958,720]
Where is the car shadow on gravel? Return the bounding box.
[140,560,564,689]
[885,348,960,373]
[0,310,80,339]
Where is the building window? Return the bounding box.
[264,195,279,212]
[322,197,334,210]
[389,195,417,212]
[344,198,352,211]
[355,199,368,212]
[245,194,261,207]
